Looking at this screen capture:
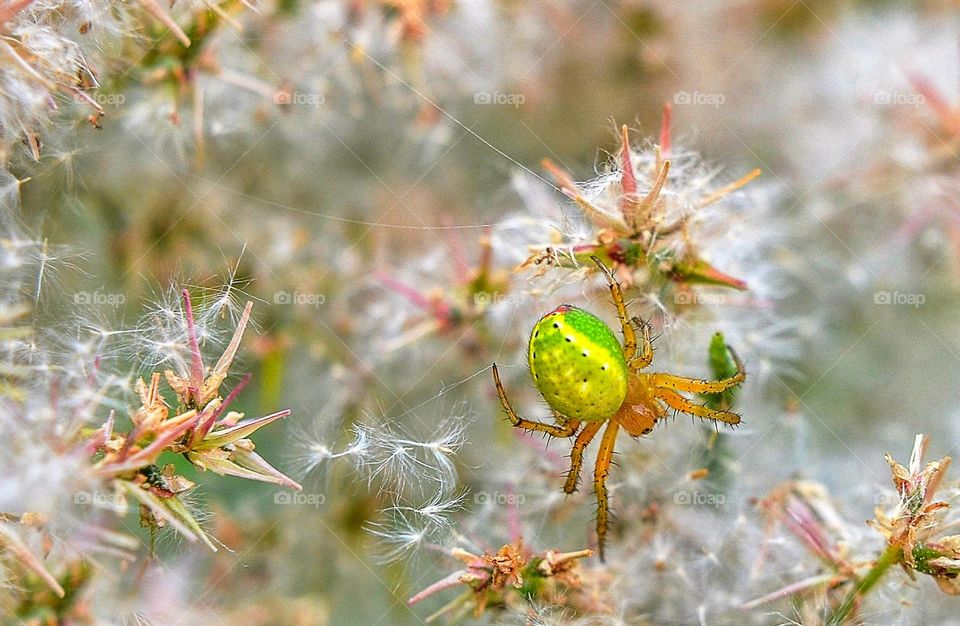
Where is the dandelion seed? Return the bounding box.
[366,490,466,563]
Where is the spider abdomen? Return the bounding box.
[527,305,628,421]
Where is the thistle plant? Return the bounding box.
[0,220,298,619]
[4,2,960,624]
[0,0,124,161]
[409,541,595,622]
[127,0,278,167]
[744,435,960,624]
[521,108,761,300]
[374,228,511,355]
[500,113,800,390]
[346,0,450,46]
[868,435,960,596]
[0,0,258,164]
[90,289,300,550]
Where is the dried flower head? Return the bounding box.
[408,539,595,622]
[745,435,960,623]
[90,290,300,550]
[374,227,511,355]
[521,109,761,299]
[871,434,960,595]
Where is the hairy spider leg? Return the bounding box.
[590,256,638,364]
[654,387,741,425]
[492,363,582,437]
[563,421,604,494]
[594,420,620,561]
[649,346,745,393]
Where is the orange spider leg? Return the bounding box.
[492,364,581,437]
[590,256,638,363]
[651,372,743,394]
[563,421,604,494]
[649,345,745,392]
[654,387,741,425]
[594,420,620,561]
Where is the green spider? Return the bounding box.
[492,257,746,559]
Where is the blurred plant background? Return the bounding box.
[3,0,960,624]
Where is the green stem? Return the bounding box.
[828,545,902,624]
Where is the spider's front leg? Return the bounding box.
[654,387,741,425]
[594,420,620,561]
[563,421,603,494]
[590,256,639,364]
[492,364,581,437]
[649,345,745,393]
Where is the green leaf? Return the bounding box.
[703,332,739,410]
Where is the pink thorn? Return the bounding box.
[193,373,252,444]
[107,412,203,473]
[407,570,469,605]
[570,243,594,253]
[897,203,938,240]
[441,217,471,278]
[908,73,952,116]
[784,498,837,563]
[376,270,454,325]
[85,359,98,386]
[374,270,433,311]
[0,0,37,25]
[477,225,494,279]
[659,102,672,156]
[215,373,251,422]
[907,72,959,134]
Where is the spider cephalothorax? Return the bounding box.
[492,257,746,559]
